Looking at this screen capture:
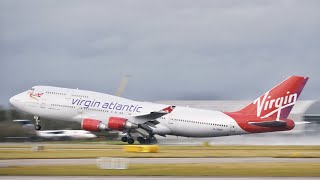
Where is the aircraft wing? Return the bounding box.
[79,106,176,135]
[133,105,176,119]
[132,105,175,134]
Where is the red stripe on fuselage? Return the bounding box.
[224,112,295,133]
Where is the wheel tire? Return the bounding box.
[127,138,134,144]
[35,125,41,131]
[137,137,145,144]
[145,138,152,144]
[151,137,158,144]
[121,136,128,142]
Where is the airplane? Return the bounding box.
[9,76,309,144]
[13,120,97,140]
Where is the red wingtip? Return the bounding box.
[162,106,176,113]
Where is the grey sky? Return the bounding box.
[1,0,319,106]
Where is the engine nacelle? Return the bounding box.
[108,117,138,131]
[81,117,138,132]
[81,118,108,132]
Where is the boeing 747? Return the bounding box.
[9,76,309,144]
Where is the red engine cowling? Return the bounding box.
[81,118,105,132]
[82,117,138,132]
[107,117,139,131]
[108,117,127,131]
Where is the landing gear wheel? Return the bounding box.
[127,138,134,144]
[35,125,41,130]
[145,138,152,144]
[137,137,145,144]
[151,137,158,144]
[145,137,157,144]
[34,116,41,131]
[121,136,128,142]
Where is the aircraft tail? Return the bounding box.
[238,76,309,120]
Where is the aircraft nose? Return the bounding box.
[9,94,20,107]
[9,96,15,105]
[9,92,27,109]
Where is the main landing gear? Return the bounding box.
[121,135,157,145]
[121,136,135,144]
[34,116,41,130]
[139,136,157,145]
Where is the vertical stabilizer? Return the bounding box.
[238,76,309,120]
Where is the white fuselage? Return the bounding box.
[10,86,246,138]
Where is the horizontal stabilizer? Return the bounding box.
[249,120,287,127]
[295,121,311,125]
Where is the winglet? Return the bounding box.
[134,105,176,119]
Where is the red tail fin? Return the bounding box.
[238,76,309,120]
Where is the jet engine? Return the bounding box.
[108,117,138,130]
[81,118,108,132]
[81,117,138,132]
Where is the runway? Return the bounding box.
[1,157,320,167]
[0,176,319,180]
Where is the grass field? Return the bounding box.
[1,163,320,176]
[0,144,320,159]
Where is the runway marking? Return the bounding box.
[0,176,319,180]
[1,157,320,167]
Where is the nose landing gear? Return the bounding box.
[34,116,41,130]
